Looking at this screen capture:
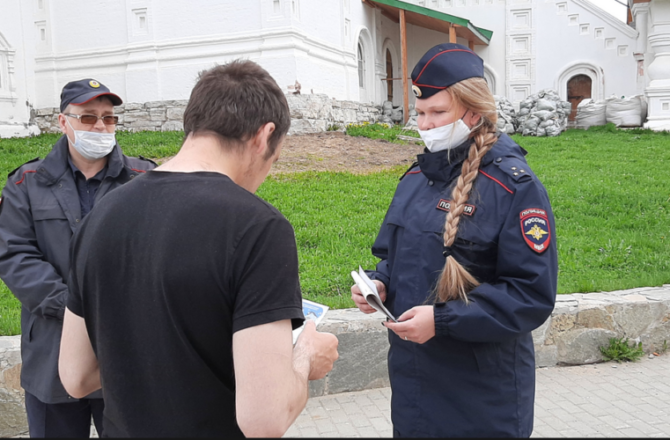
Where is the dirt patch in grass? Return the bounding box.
[270,131,424,175]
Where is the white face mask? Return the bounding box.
[418,118,472,153]
[66,118,116,160]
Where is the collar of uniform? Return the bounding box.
[482,132,527,167]
[104,142,126,179]
[416,139,471,183]
[37,135,125,185]
[67,155,108,182]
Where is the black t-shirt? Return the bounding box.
[67,171,305,438]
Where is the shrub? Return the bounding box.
[600,337,645,363]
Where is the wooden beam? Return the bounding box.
[381,9,399,23]
[449,23,457,43]
[400,9,409,124]
[468,40,475,51]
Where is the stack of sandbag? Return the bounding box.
[517,89,572,136]
[575,99,607,129]
[493,95,517,134]
[403,104,419,130]
[391,106,404,123]
[379,101,395,125]
[605,95,647,127]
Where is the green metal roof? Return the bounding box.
[366,0,493,45]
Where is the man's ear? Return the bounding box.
[58,113,68,135]
[252,122,276,156]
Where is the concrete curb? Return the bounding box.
[2,285,670,435]
[309,285,670,397]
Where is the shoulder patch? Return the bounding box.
[8,157,39,178]
[520,208,551,253]
[493,156,532,183]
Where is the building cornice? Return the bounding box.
[34,28,358,73]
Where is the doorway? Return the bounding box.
[567,74,592,121]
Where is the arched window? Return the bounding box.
[0,32,16,102]
[386,49,393,102]
[356,30,373,103]
[482,63,498,96]
[358,43,365,89]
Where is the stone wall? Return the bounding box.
[31,94,381,137]
[0,336,26,438]
[2,286,669,436]
[533,286,670,367]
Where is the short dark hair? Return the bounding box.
[183,60,291,157]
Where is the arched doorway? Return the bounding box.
[386,49,393,102]
[567,74,593,121]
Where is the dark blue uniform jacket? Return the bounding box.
[368,133,558,437]
[0,136,155,404]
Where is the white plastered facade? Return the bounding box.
[1,0,667,137]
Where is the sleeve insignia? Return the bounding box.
[520,208,551,253]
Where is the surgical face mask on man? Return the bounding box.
[418,115,472,153]
[65,118,116,160]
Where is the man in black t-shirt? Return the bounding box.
[58,60,339,438]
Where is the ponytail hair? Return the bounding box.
[434,77,499,304]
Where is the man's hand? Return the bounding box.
[351,280,387,314]
[294,320,339,380]
[233,319,338,437]
[383,305,436,344]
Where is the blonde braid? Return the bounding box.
[433,77,499,303]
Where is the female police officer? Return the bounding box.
[351,43,558,437]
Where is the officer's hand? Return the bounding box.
[383,306,435,344]
[296,320,339,380]
[351,280,387,314]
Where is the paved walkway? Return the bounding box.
[283,354,670,438]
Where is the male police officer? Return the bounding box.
[0,79,155,437]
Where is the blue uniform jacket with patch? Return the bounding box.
[0,136,155,404]
[368,133,558,437]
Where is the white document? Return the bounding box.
[351,266,398,322]
[292,299,329,345]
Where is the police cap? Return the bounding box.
[60,78,123,112]
[410,43,484,99]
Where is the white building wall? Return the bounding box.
[416,0,639,106]
[537,0,638,101]
[32,0,369,108]
[0,0,39,137]
[0,0,654,138]
[419,0,509,96]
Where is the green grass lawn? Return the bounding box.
[0,125,668,335]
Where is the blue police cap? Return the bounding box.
[411,43,484,99]
[60,78,123,112]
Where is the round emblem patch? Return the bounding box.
[89,80,101,88]
[520,208,551,253]
[412,85,422,98]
